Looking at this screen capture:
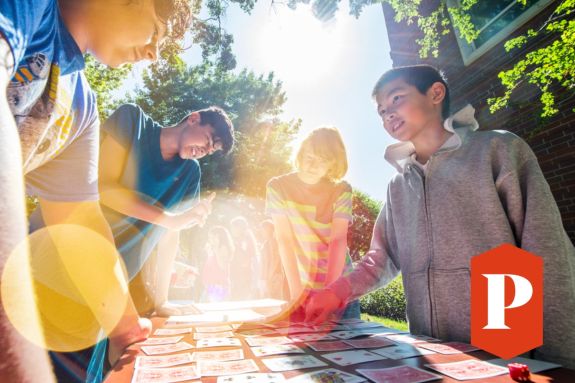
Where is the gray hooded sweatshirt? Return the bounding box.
[329,106,575,368]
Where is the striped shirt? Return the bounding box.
[265,172,353,289]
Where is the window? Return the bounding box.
[447,0,553,65]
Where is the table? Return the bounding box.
[104,317,575,382]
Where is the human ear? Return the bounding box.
[188,112,201,125]
[429,82,446,105]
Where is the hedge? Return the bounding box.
[359,274,407,322]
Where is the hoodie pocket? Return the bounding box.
[430,268,471,342]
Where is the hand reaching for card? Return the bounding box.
[161,192,215,230]
[108,317,152,366]
[304,289,342,324]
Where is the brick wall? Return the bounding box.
[382,1,575,242]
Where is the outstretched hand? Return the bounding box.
[304,289,342,324]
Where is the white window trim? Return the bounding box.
[447,0,554,66]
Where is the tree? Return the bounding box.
[130,61,299,198]
[288,0,574,118]
[348,190,382,261]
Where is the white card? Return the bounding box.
[320,349,387,366]
[196,337,242,348]
[416,341,480,355]
[217,373,286,383]
[198,359,259,376]
[384,334,440,344]
[288,333,336,343]
[425,359,508,380]
[193,331,235,340]
[140,342,194,356]
[250,344,305,357]
[261,355,328,372]
[154,328,192,336]
[134,353,193,369]
[371,344,435,360]
[330,330,372,340]
[287,368,366,383]
[131,365,199,383]
[245,336,293,347]
[195,325,233,333]
[137,336,183,346]
[192,349,244,362]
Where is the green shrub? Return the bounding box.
[360,275,406,322]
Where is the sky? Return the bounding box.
[118,1,397,201]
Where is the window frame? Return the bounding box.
[447,0,554,65]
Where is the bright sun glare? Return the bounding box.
[256,5,349,85]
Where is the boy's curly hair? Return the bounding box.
[154,0,193,49]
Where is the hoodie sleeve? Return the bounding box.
[329,186,401,302]
[496,135,575,368]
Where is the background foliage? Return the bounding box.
[360,275,407,322]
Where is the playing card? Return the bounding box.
[313,324,350,332]
[261,355,328,372]
[195,325,233,333]
[134,353,193,369]
[320,350,387,366]
[384,334,440,344]
[287,368,365,383]
[251,344,305,357]
[140,342,194,356]
[288,333,336,343]
[166,313,225,325]
[217,373,286,383]
[343,336,396,349]
[330,330,371,340]
[192,349,244,362]
[357,366,442,383]
[137,336,183,346]
[305,340,355,352]
[131,365,199,383]
[425,359,508,380]
[371,344,435,360]
[198,359,259,376]
[416,342,480,355]
[196,337,242,348]
[193,331,235,340]
[275,326,316,335]
[154,328,192,336]
[238,328,278,337]
[486,356,561,373]
[245,336,293,347]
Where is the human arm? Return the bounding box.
[38,199,152,362]
[325,218,350,285]
[0,36,56,383]
[272,214,304,300]
[99,133,213,230]
[306,200,400,324]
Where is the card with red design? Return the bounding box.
[134,353,193,369]
[250,344,305,357]
[191,349,244,362]
[196,338,242,348]
[424,359,508,380]
[305,340,355,352]
[195,325,233,333]
[261,355,328,372]
[137,336,183,346]
[343,336,396,349]
[245,336,293,347]
[320,350,387,366]
[198,359,259,376]
[193,331,235,340]
[140,342,194,356]
[131,365,199,383]
[416,342,480,355]
[153,328,192,336]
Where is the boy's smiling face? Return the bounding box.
[375,78,445,142]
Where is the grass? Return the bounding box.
[361,313,409,332]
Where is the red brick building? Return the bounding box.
[381,0,575,242]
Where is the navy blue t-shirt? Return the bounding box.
[101,104,201,279]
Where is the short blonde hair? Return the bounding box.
[294,127,348,181]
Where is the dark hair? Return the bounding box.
[372,65,450,119]
[153,0,192,49]
[179,106,235,154]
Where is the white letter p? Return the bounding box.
[482,274,533,330]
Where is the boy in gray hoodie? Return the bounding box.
[305,65,575,368]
